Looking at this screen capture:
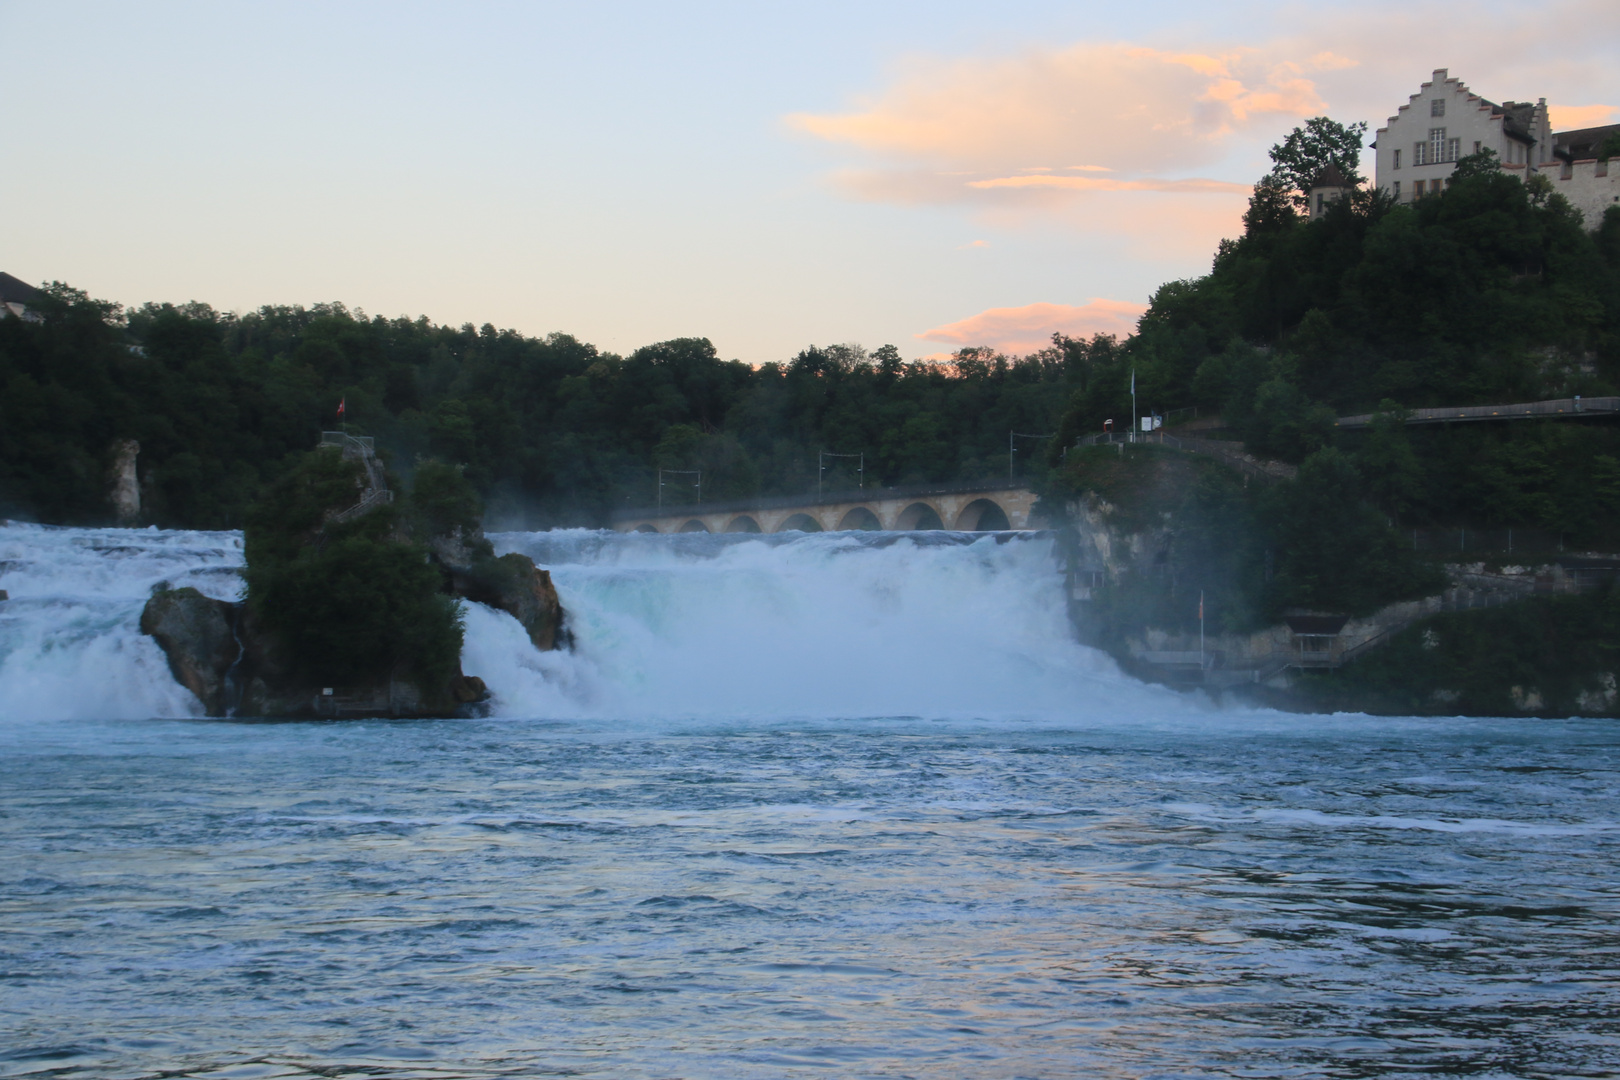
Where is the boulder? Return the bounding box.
[140,588,492,719]
[448,552,567,651]
[139,587,239,714]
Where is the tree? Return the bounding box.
[1243,173,1299,237]
[1266,117,1369,209]
[1449,146,1500,182]
[245,450,464,690]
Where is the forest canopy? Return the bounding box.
[0,291,1110,528]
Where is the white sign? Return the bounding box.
[1141,416,1161,432]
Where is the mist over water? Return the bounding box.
[478,529,1153,722]
[3,524,1619,1078]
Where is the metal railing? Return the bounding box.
[320,432,392,524]
[612,477,1034,523]
[1336,396,1620,429]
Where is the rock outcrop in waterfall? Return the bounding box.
[139,437,566,717]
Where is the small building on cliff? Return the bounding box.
[0,272,45,323]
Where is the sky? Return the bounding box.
[2,1,1616,364]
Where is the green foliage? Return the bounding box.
[1047,446,1267,637]
[1299,585,1620,716]
[410,458,491,557]
[1266,117,1368,207]
[2,292,1092,529]
[1243,175,1299,238]
[1048,443,1440,627]
[1449,147,1501,182]
[245,450,463,691]
[1262,449,1443,616]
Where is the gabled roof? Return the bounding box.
[0,272,44,306]
[1551,123,1620,162]
[1490,101,1540,144]
[1309,164,1351,190]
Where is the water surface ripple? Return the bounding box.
[4,716,1618,1078]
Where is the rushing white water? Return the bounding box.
[0,522,1161,723]
[0,524,245,721]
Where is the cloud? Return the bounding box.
[1549,104,1619,130]
[918,298,1147,356]
[784,39,1351,254]
[788,42,1340,183]
[968,175,1251,194]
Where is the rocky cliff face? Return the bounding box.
[107,439,140,524]
[444,552,568,652]
[139,586,238,714]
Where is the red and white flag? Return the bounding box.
[336,397,346,419]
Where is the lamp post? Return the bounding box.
[1009,431,1057,481]
[818,450,863,498]
[657,469,701,509]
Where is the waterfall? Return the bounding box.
[0,523,1166,723]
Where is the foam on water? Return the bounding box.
[479,528,1162,721]
[0,522,1172,723]
[0,524,245,721]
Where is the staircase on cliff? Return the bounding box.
[321,432,394,522]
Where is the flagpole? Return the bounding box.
[1199,589,1205,669]
[1130,368,1137,444]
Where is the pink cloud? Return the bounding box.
[1549,104,1618,129]
[918,298,1147,356]
[968,175,1251,194]
[787,42,1333,181]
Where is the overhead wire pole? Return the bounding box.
[657,469,701,509]
[1009,431,1057,481]
[818,450,864,498]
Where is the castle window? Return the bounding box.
[1429,128,1448,163]
[1447,137,1460,161]
[1414,141,1427,166]
[1431,98,1445,117]
[1392,180,1401,198]
[1473,141,1481,154]
[1394,148,1402,169]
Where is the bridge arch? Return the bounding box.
[679,519,710,533]
[632,522,660,533]
[896,502,944,530]
[725,515,762,533]
[837,506,881,531]
[954,498,1011,531]
[776,513,822,533]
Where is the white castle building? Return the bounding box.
[1370,69,1618,227]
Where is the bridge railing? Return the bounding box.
[611,477,1034,523]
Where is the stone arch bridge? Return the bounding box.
[612,482,1039,534]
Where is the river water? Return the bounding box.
[2,524,1618,1078]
